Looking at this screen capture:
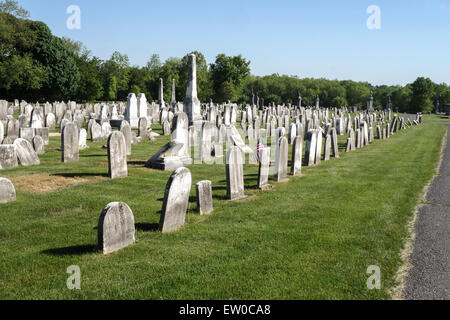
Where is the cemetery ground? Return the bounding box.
[0,122,446,300]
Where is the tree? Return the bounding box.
[0,0,29,18]
[210,54,250,101]
[216,81,235,102]
[411,77,434,113]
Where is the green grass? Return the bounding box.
[0,122,446,299]
[423,114,450,123]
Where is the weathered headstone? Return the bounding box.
[196,180,213,215]
[61,122,79,163]
[108,131,128,179]
[304,130,317,166]
[226,146,245,200]
[120,121,132,156]
[257,147,271,190]
[291,136,303,176]
[98,202,135,255]
[19,128,35,143]
[32,135,45,155]
[125,93,139,128]
[159,167,192,233]
[275,136,288,182]
[79,128,87,149]
[0,177,16,203]
[0,145,18,169]
[14,138,40,166]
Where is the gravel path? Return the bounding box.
[404,123,450,300]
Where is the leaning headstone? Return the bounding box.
[0,177,16,203]
[32,135,45,155]
[0,145,18,169]
[291,136,303,176]
[159,167,192,233]
[108,131,128,179]
[196,180,213,215]
[226,146,245,200]
[330,128,340,158]
[98,202,135,255]
[13,138,40,166]
[61,122,79,163]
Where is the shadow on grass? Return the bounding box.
[135,223,160,232]
[52,173,108,178]
[80,154,106,158]
[128,161,146,166]
[43,244,99,256]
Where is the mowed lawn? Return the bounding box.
[0,122,446,299]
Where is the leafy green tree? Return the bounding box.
[0,0,29,18]
[411,77,434,113]
[210,54,250,101]
[216,81,235,102]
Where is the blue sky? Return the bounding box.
[20,0,450,86]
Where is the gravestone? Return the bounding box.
[315,130,323,165]
[291,136,303,176]
[0,177,16,203]
[14,138,40,166]
[226,146,245,200]
[200,122,214,163]
[62,122,79,163]
[108,131,128,179]
[163,120,171,136]
[331,128,340,158]
[32,135,45,155]
[159,167,192,233]
[184,54,202,124]
[101,122,112,140]
[0,145,18,169]
[98,202,135,255]
[19,128,35,143]
[0,121,3,142]
[79,129,87,150]
[275,137,288,182]
[125,93,139,128]
[257,147,271,190]
[90,121,103,141]
[120,121,132,156]
[304,130,317,166]
[196,180,213,215]
[138,117,148,138]
[324,134,331,161]
[35,128,49,145]
[6,118,19,138]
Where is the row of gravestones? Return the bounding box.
[97,167,213,255]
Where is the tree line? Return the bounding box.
[1,2,449,113]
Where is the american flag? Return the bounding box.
[254,138,265,163]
